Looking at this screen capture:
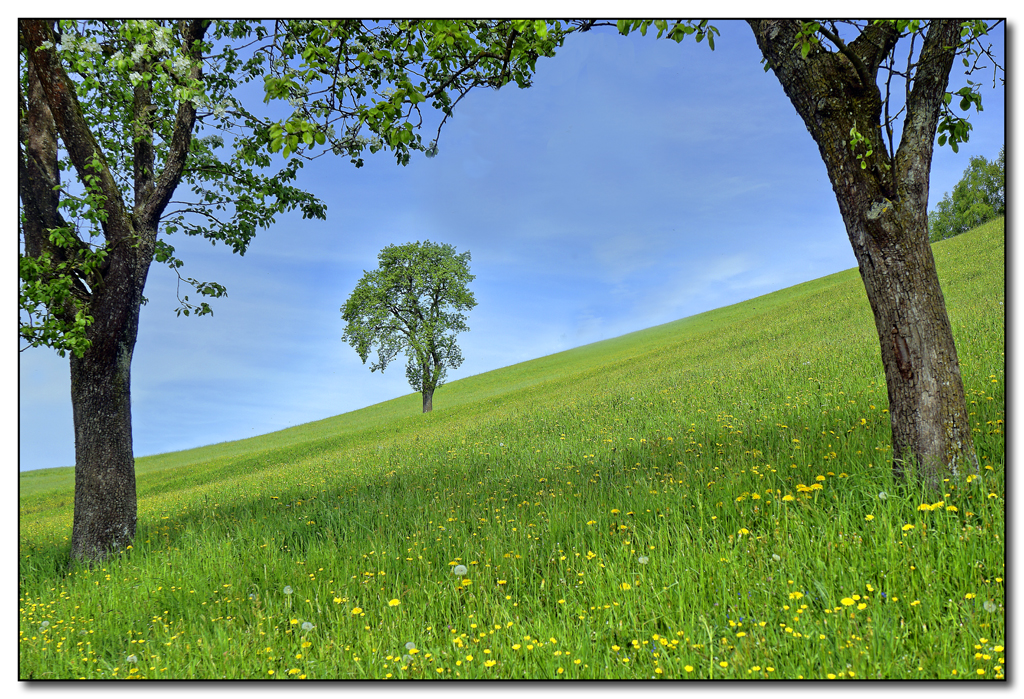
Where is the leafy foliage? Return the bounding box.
[19,19,570,354]
[929,145,1005,242]
[341,241,477,405]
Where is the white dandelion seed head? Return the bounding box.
[453,564,468,576]
[638,556,649,565]
[878,491,888,501]
[405,641,416,650]
[283,585,293,595]
[301,621,314,632]
[126,654,138,664]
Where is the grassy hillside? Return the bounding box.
[19,218,1004,679]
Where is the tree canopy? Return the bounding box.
[341,241,477,413]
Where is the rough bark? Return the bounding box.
[20,20,208,563]
[749,20,979,490]
[69,308,140,561]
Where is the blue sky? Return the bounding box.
[17,20,1007,471]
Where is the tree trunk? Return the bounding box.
[422,385,434,413]
[21,19,207,563]
[69,340,138,563]
[750,20,980,490]
[67,219,154,563]
[846,208,977,489]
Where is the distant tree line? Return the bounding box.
[928,145,1004,242]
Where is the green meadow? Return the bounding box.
[19,218,1005,680]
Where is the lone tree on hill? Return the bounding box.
[19,19,562,564]
[342,241,477,413]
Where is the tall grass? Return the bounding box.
[19,218,1005,679]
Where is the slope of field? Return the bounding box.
[19,218,1004,679]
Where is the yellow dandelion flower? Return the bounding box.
[902,524,915,531]
[840,598,855,606]
[351,607,363,615]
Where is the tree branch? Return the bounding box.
[21,19,130,242]
[138,20,209,228]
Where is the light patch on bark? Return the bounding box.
[866,199,892,220]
